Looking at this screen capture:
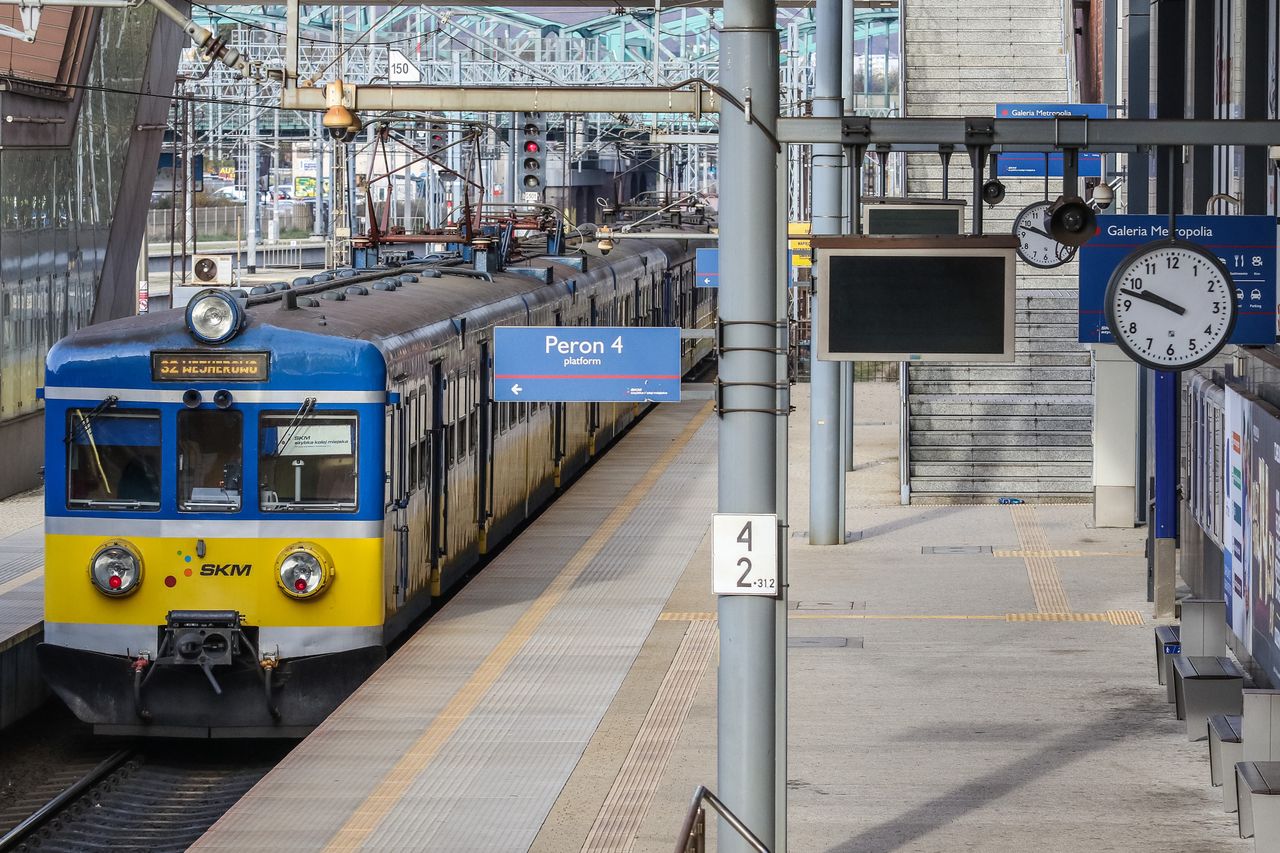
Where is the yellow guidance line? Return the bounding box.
[323,402,714,852]
[1009,505,1071,613]
[0,567,41,598]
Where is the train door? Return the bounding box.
[552,310,566,485]
[587,296,600,453]
[476,340,494,551]
[392,399,409,608]
[429,361,447,579]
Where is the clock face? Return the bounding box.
[1013,201,1077,269]
[1103,240,1236,371]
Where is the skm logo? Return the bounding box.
[200,563,253,577]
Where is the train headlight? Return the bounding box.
[276,543,333,599]
[185,289,243,345]
[89,541,142,597]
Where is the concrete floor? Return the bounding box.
[536,381,1246,852]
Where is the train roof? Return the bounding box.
[43,238,690,391]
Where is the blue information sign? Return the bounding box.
[493,326,682,403]
[995,103,1108,178]
[695,247,719,287]
[1078,215,1277,344]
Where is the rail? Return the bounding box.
[674,786,772,853]
[0,749,134,852]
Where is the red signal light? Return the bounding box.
[524,140,541,154]
[108,575,122,589]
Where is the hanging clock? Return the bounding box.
[1012,200,1077,269]
[1103,239,1236,371]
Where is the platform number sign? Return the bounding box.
[712,513,779,596]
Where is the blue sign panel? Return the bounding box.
[1078,215,1277,344]
[695,247,719,287]
[493,326,682,403]
[995,103,1108,178]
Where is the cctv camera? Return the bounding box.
[1048,195,1097,247]
[1091,182,1114,210]
[981,178,1006,206]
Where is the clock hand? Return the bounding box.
[1022,224,1054,239]
[1119,287,1186,316]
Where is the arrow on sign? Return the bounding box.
[511,383,523,396]
[703,277,712,285]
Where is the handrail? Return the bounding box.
[674,786,772,853]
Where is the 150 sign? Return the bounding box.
[712,513,779,596]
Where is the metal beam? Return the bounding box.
[280,84,719,114]
[776,116,1280,147]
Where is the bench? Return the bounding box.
[1180,598,1228,658]
[1235,761,1280,842]
[1173,656,1244,740]
[1209,714,1243,811]
[1155,624,1180,702]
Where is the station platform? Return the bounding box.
[190,383,1244,852]
[0,490,46,729]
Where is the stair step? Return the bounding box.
[910,396,1092,417]
[910,446,1092,463]
[912,462,1093,478]
[911,431,1091,447]
[906,366,1092,382]
[910,415,1092,432]
[908,381,1093,395]
[909,477,1094,495]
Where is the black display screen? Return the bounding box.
[865,207,962,236]
[826,254,1008,355]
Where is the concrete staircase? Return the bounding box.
[907,289,1094,501]
[902,0,1093,502]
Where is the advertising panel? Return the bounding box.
[1248,397,1280,685]
[1226,385,1248,636]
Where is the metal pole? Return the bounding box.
[718,0,778,849]
[808,0,844,546]
[1153,369,1178,617]
[773,144,790,853]
[246,102,259,273]
[840,11,856,474]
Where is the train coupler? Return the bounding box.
[156,610,246,697]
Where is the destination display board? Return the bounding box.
[151,351,270,382]
[813,235,1017,362]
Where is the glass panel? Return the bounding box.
[259,410,357,512]
[178,409,242,512]
[66,409,160,510]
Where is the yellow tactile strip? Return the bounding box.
[993,550,1136,558]
[321,402,715,853]
[1009,505,1071,613]
[659,611,1145,626]
[580,618,718,853]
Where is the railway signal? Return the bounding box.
[428,121,447,158]
[517,112,546,194]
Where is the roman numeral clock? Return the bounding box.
[1104,239,1237,370]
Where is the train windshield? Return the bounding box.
[66,410,161,510]
[259,410,358,512]
[178,409,243,512]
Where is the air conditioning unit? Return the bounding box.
[192,254,234,285]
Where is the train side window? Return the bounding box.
[178,409,243,513]
[407,392,419,491]
[259,410,358,512]
[66,409,162,511]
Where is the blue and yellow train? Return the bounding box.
[38,237,713,736]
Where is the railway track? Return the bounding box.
[0,742,290,852]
